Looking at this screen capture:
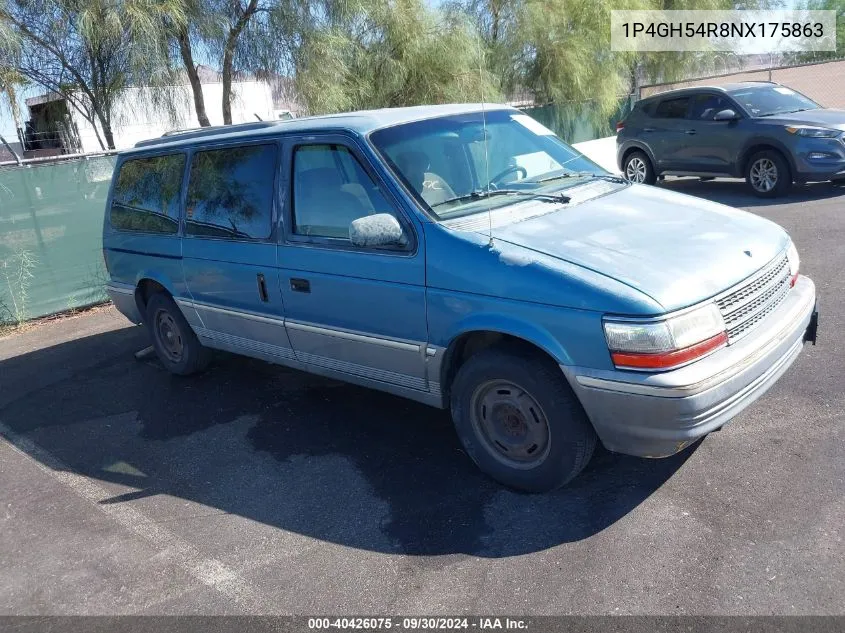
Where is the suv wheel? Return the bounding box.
[623,151,657,185]
[450,347,597,492]
[746,150,791,198]
[146,292,211,375]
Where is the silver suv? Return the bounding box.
[617,81,845,197]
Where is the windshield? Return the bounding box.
[369,109,604,219]
[729,85,820,118]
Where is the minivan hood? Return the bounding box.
[489,183,789,313]
[764,108,845,131]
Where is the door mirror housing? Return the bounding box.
[714,109,739,121]
[349,213,407,248]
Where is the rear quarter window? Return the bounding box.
[110,154,186,234]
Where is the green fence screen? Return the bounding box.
[522,95,635,144]
[0,156,116,325]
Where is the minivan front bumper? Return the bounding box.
[563,275,816,458]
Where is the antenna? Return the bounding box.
[476,31,493,247]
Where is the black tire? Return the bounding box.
[623,150,657,185]
[450,347,597,492]
[145,292,211,376]
[745,149,791,198]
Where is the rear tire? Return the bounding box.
[746,149,791,198]
[450,347,597,492]
[623,150,657,185]
[145,292,211,376]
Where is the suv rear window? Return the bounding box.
[185,144,277,240]
[110,154,185,234]
[654,97,690,119]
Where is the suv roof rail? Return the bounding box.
[134,120,284,148]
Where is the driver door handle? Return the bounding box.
[684,129,697,135]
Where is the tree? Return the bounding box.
[790,0,844,63]
[1,0,186,149]
[291,0,499,115]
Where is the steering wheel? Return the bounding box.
[487,165,528,189]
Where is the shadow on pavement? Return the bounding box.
[0,324,698,558]
[658,177,845,208]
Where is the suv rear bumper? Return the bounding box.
[563,275,816,458]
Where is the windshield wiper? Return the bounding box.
[430,188,570,208]
[759,108,815,117]
[528,171,626,185]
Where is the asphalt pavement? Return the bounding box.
[1,178,843,615]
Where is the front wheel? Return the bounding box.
[450,347,597,492]
[746,150,791,197]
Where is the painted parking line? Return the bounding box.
[0,419,265,613]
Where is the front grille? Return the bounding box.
[716,253,791,343]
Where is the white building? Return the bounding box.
[23,66,280,154]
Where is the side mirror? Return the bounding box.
[349,213,407,248]
[714,109,738,121]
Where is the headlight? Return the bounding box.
[787,241,800,286]
[604,303,727,371]
[785,126,840,138]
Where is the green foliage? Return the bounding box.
[790,0,845,63]
[1,248,37,326]
[293,0,499,115]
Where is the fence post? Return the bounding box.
[0,133,23,166]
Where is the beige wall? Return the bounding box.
[640,59,845,109]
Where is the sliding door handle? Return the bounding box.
[256,273,269,302]
[290,278,310,293]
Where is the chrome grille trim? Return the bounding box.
[716,252,791,343]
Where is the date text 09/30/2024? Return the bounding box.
[308,617,529,630]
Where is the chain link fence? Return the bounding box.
[640,57,845,109]
[0,155,116,326]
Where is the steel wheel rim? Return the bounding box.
[750,158,778,192]
[470,380,551,469]
[625,157,647,183]
[155,310,184,362]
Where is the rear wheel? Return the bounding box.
[145,292,211,376]
[746,150,791,197]
[623,150,657,185]
[450,347,597,492]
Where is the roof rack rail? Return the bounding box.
[134,120,282,148]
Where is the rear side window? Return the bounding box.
[654,97,690,119]
[185,144,277,240]
[110,154,185,234]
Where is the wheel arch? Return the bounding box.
[133,273,177,321]
[738,140,796,178]
[437,319,573,406]
[620,143,657,173]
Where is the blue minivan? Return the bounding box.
[104,104,818,492]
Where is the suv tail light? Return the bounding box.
[616,120,626,133]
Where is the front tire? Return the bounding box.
[145,292,211,376]
[623,150,657,185]
[450,347,597,492]
[746,150,791,197]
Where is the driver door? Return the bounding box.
[277,134,430,391]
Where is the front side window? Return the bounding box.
[185,144,277,240]
[729,85,820,117]
[110,154,185,233]
[369,109,604,219]
[690,94,733,120]
[654,97,690,119]
[291,144,398,240]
